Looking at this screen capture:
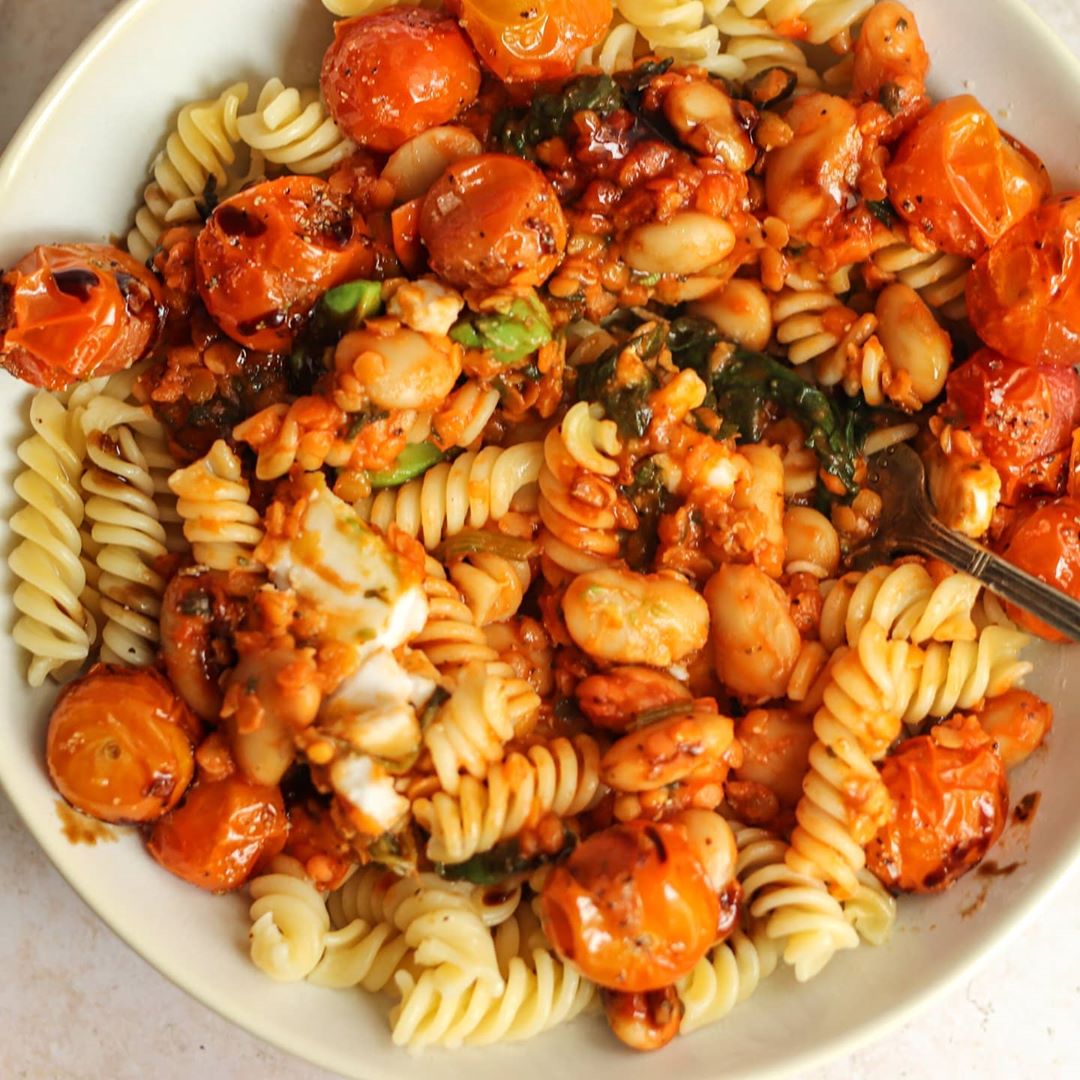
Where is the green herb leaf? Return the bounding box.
[575,325,664,439]
[449,291,553,364]
[866,198,898,228]
[436,829,577,885]
[711,351,864,492]
[437,528,540,561]
[367,442,444,489]
[499,75,624,158]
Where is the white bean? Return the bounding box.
[336,325,462,411]
[783,506,841,578]
[624,212,736,276]
[704,564,801,702]
[563,568,710,667]
[734,707,815,807]
[664,81,756,172]
[690,279,773,351]
[875,283,952,404]
[380,125,483,204]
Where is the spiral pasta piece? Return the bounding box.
[321,0,436,14]
[871,242,972,320]
[787,622,911,900]
[127,82,248,262]
[842,868,897,946]
[735,823,858,982]
[361,444,544,551]
[9,392,95,686]
[576,20,639,73]
[79,399,170,667]
[434,380,502,450]
[449,552,533,626]
[423,662,517,794]
[537,408,622,582]
[616,0,741,78]
[819,564,984,652]
[238,78,354,175]
[762,0,874,44]
[309,919,412,992]
[390,948,595,1049]
[413,735,603,864]
[711,7,821,87]
[771,287,850,367]
[677,928,776,1035]
[249,857,331,982]
[168,439,264,571]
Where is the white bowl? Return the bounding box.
[1,1,1079,1076]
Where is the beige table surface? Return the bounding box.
[2,1,1080,1077]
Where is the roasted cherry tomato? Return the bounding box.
[976,689,1053,771]
[539,820,719,992]
[967,193,1080,367]
[321,8,481,153]
[47,665,197,825]
[867,715,1008,893]
[999,497,1080,641]
[0,243,163,390]
[885,95,1049,259]
[196,176,374,352]
[420,153,567,289]
[148,773,287,892]
[449,0,613,83]
[944,348,1080,503]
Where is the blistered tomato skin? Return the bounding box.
[967,194,1080,367]
[539,820,720,992]
[0,243,163,390]
[148,773,287,893]
[1000,497,1080,641]
[867,716,1008,894]
[321,9,482,153]
[885,95,1049,259]
[421,153,568,290]
[196,176,374,352]
[46,665,198,825]
[944,348,1080,503]
[450,0,613,83]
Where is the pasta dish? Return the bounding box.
[2,0,1076,1054]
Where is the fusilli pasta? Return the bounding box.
[361,443,544,551]
[238,78,354,176]
[413,735,603,864]
[168,439,264,571]
[249,856,331,982]
[9,392,95,686]
[127,82,249,262]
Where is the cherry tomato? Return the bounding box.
[999,497,1080,642]
[967,193,1080,367]
[47,665,197,825]
[976,689,1053,771]
[867,715,1008,893]
[885,96,1049,259]
[0,243,163,390]
[944,348,1080,503]
[539,820,719,992]
[321,8,481,153]
[449,0,613,83]
[196,176,374,352]
[148,773,287,892]
[420,153,567,289]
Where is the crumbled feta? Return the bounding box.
[330,753,410,835]
[264,483,427,649]
[387,278,465,337]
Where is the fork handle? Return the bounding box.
[906,516,1080,641]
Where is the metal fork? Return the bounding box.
[851,443,1080,641]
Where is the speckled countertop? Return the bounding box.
[3,1,1080,1077]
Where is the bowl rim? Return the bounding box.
[2,1,1080,1077]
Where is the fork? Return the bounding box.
[852,443,1080,641]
